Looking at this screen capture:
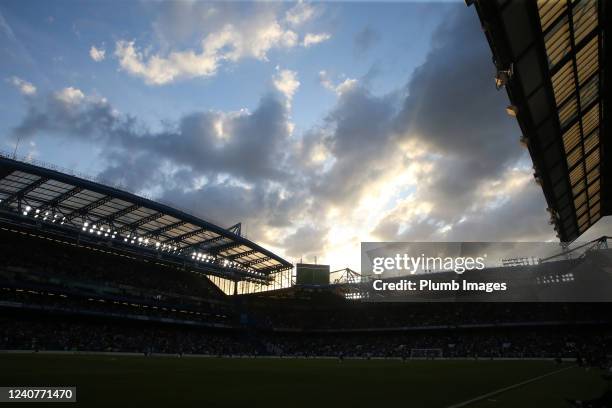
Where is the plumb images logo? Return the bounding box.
[371,253,488,275]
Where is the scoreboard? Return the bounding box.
[295,263,330,285]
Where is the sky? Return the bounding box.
[1,0,609,272]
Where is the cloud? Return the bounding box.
[285,2,316,26]
[283,225,329,259]
[369,7,550,241]
[114,39,218,85]
[0,11,16,40]
[54,87,85,104]
[354,26,380,55]
[11,81,294,185]
[115,22,299,85]
[89,45,106,62]
[7,76,37,96]
[273,69,300,101]
[114,3,329,85]
[319,71,357,96]
[302,32,331,48]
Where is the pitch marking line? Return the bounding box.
[446,365,575,408]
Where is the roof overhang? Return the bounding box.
[472,0,610,242]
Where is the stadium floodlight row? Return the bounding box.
[0,152,292,286]
[471,0,610,242]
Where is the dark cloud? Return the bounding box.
[282,225,329,259]
[353,26,380,55]
[396,10,520,163]
[308,84,399,205]
[13,91,127,143]
[13,90,293,184]
[371,7,551,240]
[445,181,553,242]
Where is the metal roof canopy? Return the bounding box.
[471,0,610,242]
[0,154,292,283]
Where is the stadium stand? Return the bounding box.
[0,155,611,365]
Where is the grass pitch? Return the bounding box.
[0,354,606,407]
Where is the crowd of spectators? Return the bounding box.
[0,228,223,301]
[1,315,253,355]
[261,329,610,360]
[245,301,612,330]
[0,287,235,326]
[1,313,609,361]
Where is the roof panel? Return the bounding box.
[538,0,566,32]
[573,0,598,44]
[544,16,571,67]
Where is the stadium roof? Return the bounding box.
[471,0,610,242]
[0,152,292,283]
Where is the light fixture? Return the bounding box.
[495,65,513,89]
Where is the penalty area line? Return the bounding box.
[446,365,575,408]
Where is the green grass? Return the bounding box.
[0,354,606,407]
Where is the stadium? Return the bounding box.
[0,0,611,407]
